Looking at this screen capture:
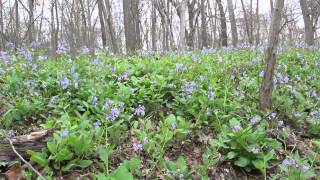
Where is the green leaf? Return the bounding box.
[47,141,57,154]
[234,157,250,167]
[27,150,48,166]
[110,165,134,180]
[77,160,93,168]
[227,151,237,159]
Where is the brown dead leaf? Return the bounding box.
[3,164,24,180]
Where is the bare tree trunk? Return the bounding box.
[299,0,314,46]
[28,0,35,43]
[79,0,88,47]
[123,0,141,53]
[104,0,119,53]
[260,0,284,109]
[227,0,238,47]
[200,0,208,48]
[97,0,107,49]
[255,0,260,46]
[240,0,253,44]
[0,0,3,49]
[216,0,227,47]
[270,0,274,13]
[179,0,187,49]
[151,0,157,50]
[15,0,20,47]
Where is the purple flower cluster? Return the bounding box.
[208,91,215,100]
[182,81,197,96]
[93,120,102,127]
[60,77,69,90]
[108,107,121,121]
[81,47,90,55]
[117,70,131,81]
[92,96,98,106]
[102,99,114,110]
[59,130,69,138]
[250,115,261,124]
[56,43,67,55]
[231,125,241,132]
[0,51,10,65]
[175,63,184,72]
[132,143,143,152]
[134,105,145,117]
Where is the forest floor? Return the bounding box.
[0,49,320,179]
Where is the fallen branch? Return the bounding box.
[7,138,46,179]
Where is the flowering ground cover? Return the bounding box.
[0,48,320,179]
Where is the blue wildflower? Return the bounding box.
[93,120,102,127]
[231,125,241,132]
[108,107,120,121]
[134,105,145,117]
[60,77,69,90]
[59,130,69,138]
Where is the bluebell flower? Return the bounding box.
[259,71,264,77]
[282,158,296,167]
[231,125,241,132]
[175,63,184,72]
[59,130,69,138]
[250,115,261,124]
[170,123,177,130]
[81,47,90,55]
[143,137,148,144]
[92,96,98,106]
[249,147,259,154]
[301,164,310,172]
[134,105,145,117]
[56,43,67,54]
[60,77,69,90]
[0,51,10,65]
[108,107,120,121]
[208,91,215,100]
[93,120,102,127]
[102,99,113,110]
[30,41,41,48]
[132,143,143,152]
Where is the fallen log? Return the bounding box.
[0,130,51,162]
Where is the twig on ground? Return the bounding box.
[7,138,46,180]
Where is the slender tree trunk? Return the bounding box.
[97,0,107,48]
[200,0,208,48]
[299,0,314,46]
[179,0,187,49]
[28,0,35,43]
[240,0,253,44]
[15,0,20,47]
[104,0,119,53]
[260,0,284,109]
[0,0,3,49]
[151,0,157,50]
[216,0,228,47]
[79,0,88,47]
[227,0,238,47]
[255,0,260,46]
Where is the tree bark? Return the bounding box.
[200,0,208,48]
[179,0,187,50]
[299,0,314,46]
[97,0,107,49]
[104,0,119,53]
[15,0,20,47]
[240,0,253,44]
[227,0,238,47]
[28,0,35,43]
[151,0,157,50]
[260,0,284,109]
[255,0,260,46]
[216,0,228,47]
[123,0,141,53]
